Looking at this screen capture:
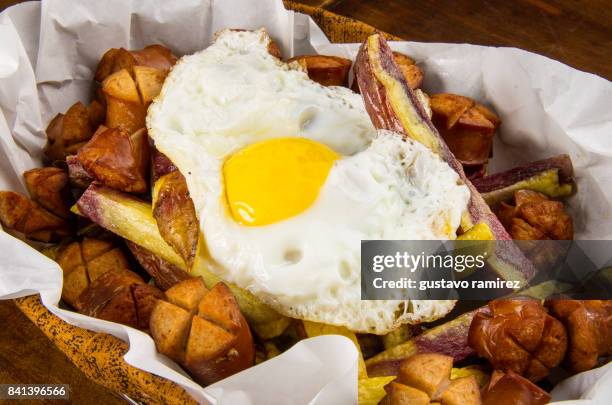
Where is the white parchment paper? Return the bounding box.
[0,0,610,403]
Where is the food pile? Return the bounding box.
[0,27,609,404]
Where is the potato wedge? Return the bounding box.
[76,183,287,333]
[77,127,149,193]
[287,54,352,87]
[23,167,72,219]
[152,171,199,267]
[0,191,70,242]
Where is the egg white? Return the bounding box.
[148,28,470,333]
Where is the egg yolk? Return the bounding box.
[223,137,339,226]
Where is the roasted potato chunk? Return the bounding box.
[468,299,567,382]
[288,54,352,87]
[56,238,130,309]
[126,241,191,291]
[133,65,166,106]
[430,93,500,166]
[95,45,177,82]
[150,280,254,385]
[102,69,147,134]
[0,191,70,242]
[547,299,612,373]
[380,353,481,404]
[23,167,72,219]
[77,127,150,193]
[44,101,103,162]
[152,170,199,267]
[77,268,164,330]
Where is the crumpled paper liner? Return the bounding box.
[1,0,611,404]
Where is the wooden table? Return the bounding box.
[0,0,610,403]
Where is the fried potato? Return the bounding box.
[126,241,191,291]
[66,155,94,188]
[430,93,500,166]
[150,281,254,386]
[102,69,147,134]
[0,191,70,242]
[152,171,198,267]
[77,127,150,193]
[95,45,177,82]
[134,65,166,106]
[151,148,177,183]
[44,101,101,161]
[76,183,286,332]
[23,167,72,219]
[287,55,352,87]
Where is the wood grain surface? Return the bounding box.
[0,300,124,404]
[0,0,610,402]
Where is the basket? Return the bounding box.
[13,2,396,403]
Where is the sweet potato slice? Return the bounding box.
[0,191,70,242]
[354,33,534,284]
[392,51,424,90]
[151,148,177,183]
[66,155,94,188]
[23,167,72,219]
[126,241,191,290]
[288,54,352,87]
[152,170,199,267]
[77,127,149,193]
[76,183,287,335]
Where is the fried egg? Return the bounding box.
[148,29,470,333]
